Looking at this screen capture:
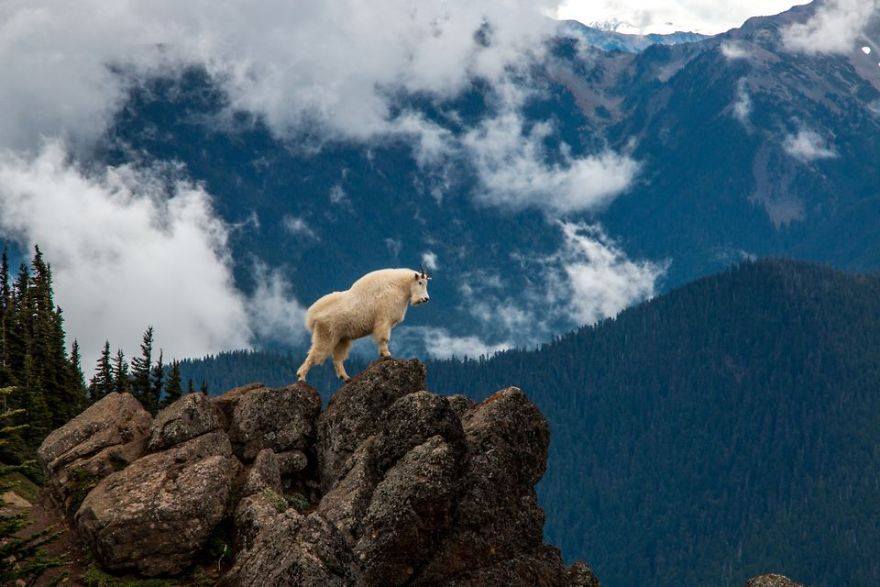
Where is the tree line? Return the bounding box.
[0,246,87,462]
[86,326,207,416]
[0,245,207,464]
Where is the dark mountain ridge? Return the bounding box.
[180,259,880,585]
[428,259,880,586]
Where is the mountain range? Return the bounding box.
[92,0,880,356]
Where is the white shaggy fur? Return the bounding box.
[296,268,430,382]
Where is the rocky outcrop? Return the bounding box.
[39,359,595,585]
[75,431,239,576]
[37,392,151,515]
[222,382,321,461]
[147,391,223,452]
[745,574,803,587]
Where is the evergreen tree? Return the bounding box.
[67,339,86,408]
[112,350,129,394]
[0,247,8,372]
[199,380,208,394]
[187,378,195,394]
[0,386,63,583]
[89,342,113,402]
[148,350,164,415]
[130,327,153,409]
[162,360,183,408]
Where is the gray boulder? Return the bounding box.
[37,392,151,514]
[222,512,357,587]
[746,574,803,587]
[223,382,321,460]
[354,436,459,586]
[240,448,282,497]
[317,358,426,491]
[147,392,223,452]
[75,431,240,576]
[414,387,556,585]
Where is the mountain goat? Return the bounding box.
[296,268,431,382]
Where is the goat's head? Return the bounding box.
[410,269,431,305]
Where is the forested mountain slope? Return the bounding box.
[179,258,880,585]
[428,259,880,586]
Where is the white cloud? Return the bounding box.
[782,0,878,55]
[464,111,639,214]
[557,0,804,35]
[720,42,751,60]
[0,0,562,153]
[733,78,752,123]
[248,264,309,346]
[0,142,252,365]
[282,215,319,240]
[421,251,439,272]
[454,222,665,347]
[402,326,511,360]
[783,128,837,161]
[552,222,666,325]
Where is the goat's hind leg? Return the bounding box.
[297,327,333,382]
[332,338,352,382]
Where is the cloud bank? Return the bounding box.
[0,142,307,365]
[464,113,639,214]
[783,128,837,161]
[556,0,803,35]
[0,0,663,362]
[782,0,878,55]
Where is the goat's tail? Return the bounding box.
[304,291,344,332]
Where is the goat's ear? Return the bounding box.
[414,272,420,280]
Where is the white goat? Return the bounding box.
[296,268,431,382]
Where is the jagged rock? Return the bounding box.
[37,392,151,514]
[318,359,427,491]
[223,382,321,460]
[233,491,283,553]
[212,382,266,417]
[222,511,357,587]
[318,439,381,543]
[41,359,596,586]
[746,574,803,587]
[147,392,223,452]
[275,449,309,477]
[566,561,601,587]
[446,394,475,417]
[372,391,466,474]
[318,388,465,544]
[241,448,282,497]
[355,436,458,586]
[75,431,240,576]
[415,387,554,584]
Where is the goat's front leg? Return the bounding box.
[373,323,393,358]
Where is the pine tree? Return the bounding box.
[0,247,11,387]
[89,342,113,402]
[67,339,86,408]
[162,360,183,408]
[187,378,195,394]
[148,350,164,415]
[112,349,129,394]
[0,247,8,372]
[200,380,208,394]
[130,327,153,410]
[0,386,63,583]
